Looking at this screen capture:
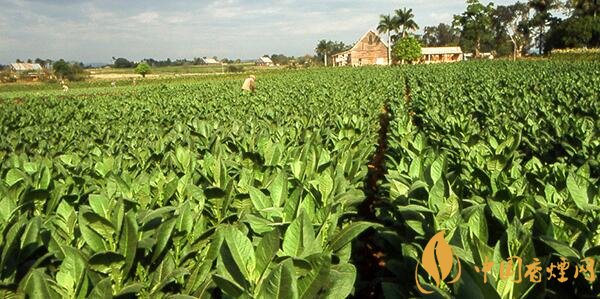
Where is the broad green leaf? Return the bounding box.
[283,212,317,258]
[324,263,356,299]
[255,229,280,279]
[329,221,380,252]
[298,254,330,299]
[257,259,298,299]
[269,171,288,208]
[152,217,177,263]
[89,251,125,274]
[5,169,26,187]
[212,274,244,298]
[56,246,87,294]
[566,172,589,210]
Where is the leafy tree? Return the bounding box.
[113,57,134,68]
[528,0,561,54]
[565,0,600,17]
[394,8,420,39]
[135,62,151,78]
[377,14,398,65]
[492,2,532,59]
[52,59,71,79]
[270,54,291,65]
[545,15,600,50]
[393,36,422,64]
[422,23,460,46]
[315,40,351,66]
[52,59,88,81]
[453,0,495,57]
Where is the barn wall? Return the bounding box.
[349,32,388,66]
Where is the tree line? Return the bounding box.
[314,0,599,64]
[418,0,598,58]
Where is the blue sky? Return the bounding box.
[0,0,518,63]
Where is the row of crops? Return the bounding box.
[0,61,598,298]
[0,69,392,298]
[375,61,600,298]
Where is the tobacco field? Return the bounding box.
[0,61,599,298]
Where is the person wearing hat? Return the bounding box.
[242,75,256,93]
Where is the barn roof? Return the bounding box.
[332,29,388,57]
[421,47,463,55]
[10,63,43,71]
[257,56,273,63]
[201,58,219,64]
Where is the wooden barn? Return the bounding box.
[199,57,220,65]
[332,30,389,66]
[8,63,43,72]
[420,47,464,64]
[256,56,274,66]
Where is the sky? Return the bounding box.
[0,0,518,64]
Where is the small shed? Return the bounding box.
[199,58,220,65]
[420,47,464,64]
[332,30,389,67]
[9,63,43,72]
[256,56,273,66]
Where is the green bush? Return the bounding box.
[227,65,244,73]
[135,62,151,78]
[393,36,422,64]
[52,60,89,81]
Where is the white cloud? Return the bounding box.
[0,0,523,63]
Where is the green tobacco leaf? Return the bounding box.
[56,246,87,295]
[324,263,356,299]
[428,178,445,212]
[317,172,334,203]
[283,212,317,258]
[257,259,298,299]
[152,217,177,263]
[89,251,126,274]
[249,186,272,212]
[269,171,288,208]
[115,283,144,297]
[82,212,115,241]
[88,194,110,218]
[212,274,244,298]
[89,277,112,299]
[119,212,138,278]
[5,169,27,187]
[538,236,580,259]
[298,254,330,299]
[329,222,380,252]
[78,210,108,252]
[255,229,280,279]
[566,172,589,210]
[220,226,256,288]
[22,268,54,299]
[453,262,500,299]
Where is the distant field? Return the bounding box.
[0,63,286,95]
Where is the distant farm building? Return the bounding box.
[9,63,43,72]
[256,56,274,66]
[199,58,220,65]
[332,30,389,66]
[420,47,464,64]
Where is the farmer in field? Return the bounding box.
[242,75,256,93]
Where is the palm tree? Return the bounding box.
[315,40,333,66]
[377,14,397,65]
[394,8,420,39]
